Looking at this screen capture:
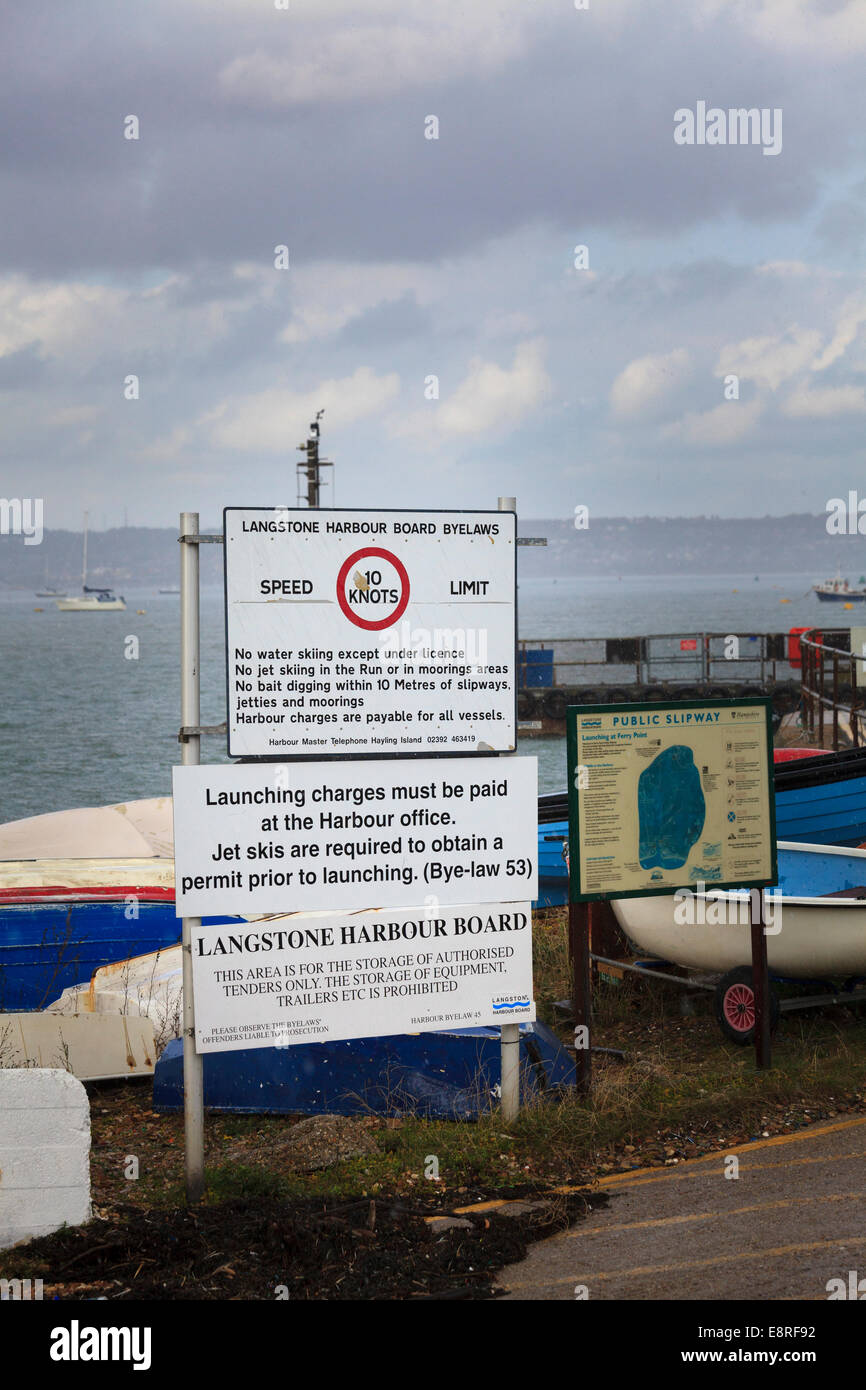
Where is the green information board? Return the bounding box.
[566,697,778,903]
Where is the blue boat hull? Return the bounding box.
[773,777,866,847]
[0,901,238,1012]
[815,591,866,602]
[153,1021,576,1118]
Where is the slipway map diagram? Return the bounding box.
[637,744,706,871]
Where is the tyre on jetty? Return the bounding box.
[543,689,568,719]
[517,691,537,720]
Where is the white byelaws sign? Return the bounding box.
[190,903,535,1053]
[172,757,537,916]
[223,508,516,757]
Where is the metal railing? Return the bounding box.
[517,632,796,691]
[800,628,865,750]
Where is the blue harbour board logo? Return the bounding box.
[492,996,531,1011]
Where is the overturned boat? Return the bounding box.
[0,798,236,1011]
[152,1020,575,1119]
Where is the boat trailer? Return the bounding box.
[570,954,866,1046]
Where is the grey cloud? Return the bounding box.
[0,6,860,275]
[338,293,431,347]
[0,344,46,389]
[815,199,866,256]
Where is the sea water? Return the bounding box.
[0,571,827,820]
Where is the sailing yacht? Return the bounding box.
[56,513,126,611]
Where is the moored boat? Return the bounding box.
[57,589,127,611]
[813,574,866,602]
[56,511,126,611]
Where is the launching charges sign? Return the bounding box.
[173,756,538,918]
[223,507,516,757]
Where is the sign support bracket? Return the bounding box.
[178,723,227,742]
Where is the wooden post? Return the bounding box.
[750,890,771,1070]
[570,899,592,1093]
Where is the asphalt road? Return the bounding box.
[497,1116,866,1300]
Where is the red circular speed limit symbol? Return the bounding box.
[336,546,410,631]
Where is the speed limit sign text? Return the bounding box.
[224,508,516,758]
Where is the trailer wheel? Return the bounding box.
[714,967,779,1044]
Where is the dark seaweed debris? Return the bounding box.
[15,1190,605,1301]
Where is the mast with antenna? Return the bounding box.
[296,409,333,508]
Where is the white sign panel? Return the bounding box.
[173,756,537,916]
[191,904,535,1053]
[223,508,516,757]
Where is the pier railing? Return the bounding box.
[517,632,796,692]
[799,628,865,750]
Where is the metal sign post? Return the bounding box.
[498,495,520,1122]
[179,511,205,1203]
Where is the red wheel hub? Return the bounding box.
[723,983,755,1031]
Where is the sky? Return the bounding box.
[1,0,865,527]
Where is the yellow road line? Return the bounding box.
[504,1234,866,1292]
[574,1189,865,1238]
[556,1116,866,1193]
[425,1118,866,1226]
[589,1145,866,1193]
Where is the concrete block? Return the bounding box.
[0,1069,91,1250]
